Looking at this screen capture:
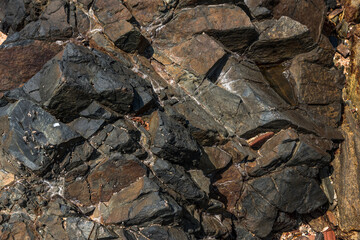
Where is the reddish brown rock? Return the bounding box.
[124,0,165,27]
[0,40,63,93]
[247,132,275,149]
[65,156,147,206]
[87,158,147,204]
[156,4,257,51]
[272,0,326,41]
[213,164,243,213]
[93,0,132,24]
[201,146,232,173]
[163,33,226,77]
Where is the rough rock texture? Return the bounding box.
[0,0,350,239]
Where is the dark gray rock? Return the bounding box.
[149,111,200,163]
[140,226,190,240]
[79,101,117,121]
[68,117,105,139]
[248,168,328,214]
[104,21,145,53]
[246,128,298,176]
[152,158,206,202]
[286,134,332,167]
[0,0,26,34]
[0,100,81,174]
[22,43,155,122]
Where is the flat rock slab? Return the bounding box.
[163,33,226,78]
[0,40,63,93]
[0,100,81,174]
[65,155,147,206]
[156,4,257,51]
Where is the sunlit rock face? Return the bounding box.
[0,0,347,239]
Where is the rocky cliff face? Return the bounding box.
[0,0,351,239]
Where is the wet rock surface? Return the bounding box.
[0,0,350,239]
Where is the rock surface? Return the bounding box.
[0,0,350,239]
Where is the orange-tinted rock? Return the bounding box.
[65,156,147,206]
[213,164,243,213]
[93,0,132,24]
[156,4,257,51]
[201,146,232,173]
[247,132,274,149]
[163,33,226,77]
[0,40,63,93]
[124,0,165,27]
[332,108,360,232]
[87,158,147,204]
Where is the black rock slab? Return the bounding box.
[0,99,81,174]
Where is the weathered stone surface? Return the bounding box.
[149,111,200,163]
[65,154,147,206]
[68,117,105,139]
[156,4,258,52]
[104,21,144,53]
[272,0,326,41]
[11,0,78,41]
[201,213,233,238]
[0,40,63,94]
[247,16,315,64]
[0,0,348,238]
[173,98,228,145]
[0,100,81,174]
[92,176,182,226]
[124,0,166,27]
[79,101,117,121]
[22,43,154,122]
[200,146,232,173]
[332,108,360,232]
[246,128,298,176]
[289,47,345,127]
[163,33,226,78]
[93,0,132,25]
[213,164,244,213]
[152,158,206,202]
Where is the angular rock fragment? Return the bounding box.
[213,164,244,213]
[13,0,78,41]
[247,16,315,64]
[92,176,182,226]
[65,154,147,206]
[68,117,105,139]
[163,33,226,78]
[152,158,206,202]
[246,128,298,176]
[124,0,167,27]
[0,100,81,174]
[0,40,63,94]
[104,21,145,53]
[23,43,154,122]
[272,0,326,41]
[200,146,232,173]
[93,0,132,25]
[156,4,258,52]
[149,111,200,163]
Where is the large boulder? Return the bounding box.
[156,4,258,52]
[22,43,155,122]
[0,100,81,174]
